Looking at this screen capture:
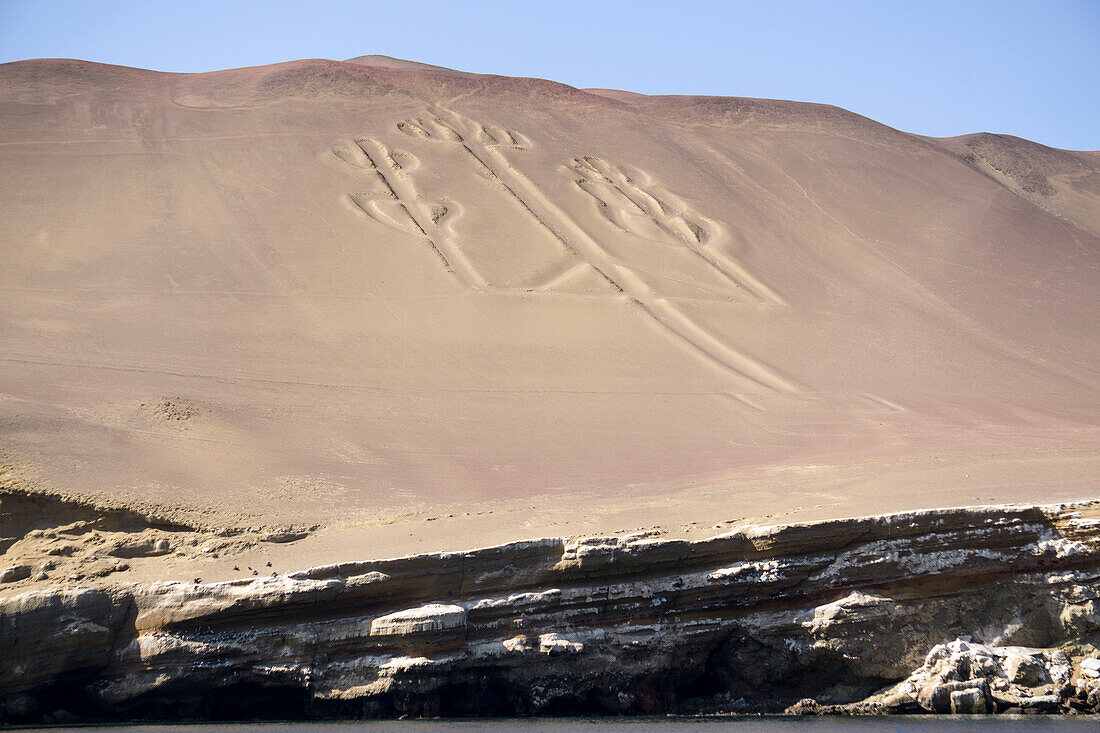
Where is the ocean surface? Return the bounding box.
[23,718,1100,732]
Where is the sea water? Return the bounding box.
[21,717,1100,732]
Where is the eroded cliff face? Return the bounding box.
[2,502,1100,722]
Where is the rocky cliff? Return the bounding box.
[3,501,1100,723]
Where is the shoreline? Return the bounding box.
[5,440,1100,590]
[3,500,1099,723]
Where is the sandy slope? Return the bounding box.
[0,56,1097,579]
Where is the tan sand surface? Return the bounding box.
[0,56,1097,581]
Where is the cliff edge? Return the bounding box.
[3,502,1100,722]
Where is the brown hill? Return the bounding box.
[1,57,1097,569]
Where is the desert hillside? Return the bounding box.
[1,56,1097,570]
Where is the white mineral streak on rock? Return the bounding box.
[804,591,894,634]
[472,589,561,610]
[1033,536,1092,559]
[502,635,533,653]
[380,655,446,672]
[560,537,620,567]
[708,559,784,583]
[538,632,583,654]
[1082,657,1100,678]
[135,573,342,629]
[813,537,1010,581]
[369,603,467,636]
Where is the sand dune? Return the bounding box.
[0,56,1097,569]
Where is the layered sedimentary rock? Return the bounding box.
[789,638,1099,715]
[2,501,1100,722]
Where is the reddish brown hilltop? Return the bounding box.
[0,55,1097,577]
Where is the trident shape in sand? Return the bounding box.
[337,106,801,394]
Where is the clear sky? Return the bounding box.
[1,0,1096,149]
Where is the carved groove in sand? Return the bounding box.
[334,136,468,279]
[336,114,581,291]
[335,108,798,392]
[571,156,787,306]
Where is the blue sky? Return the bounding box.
[1,1,1096,149]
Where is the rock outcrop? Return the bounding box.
[2,502,1100,722]
[0,489,313,587]
[791,638,1100,715]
